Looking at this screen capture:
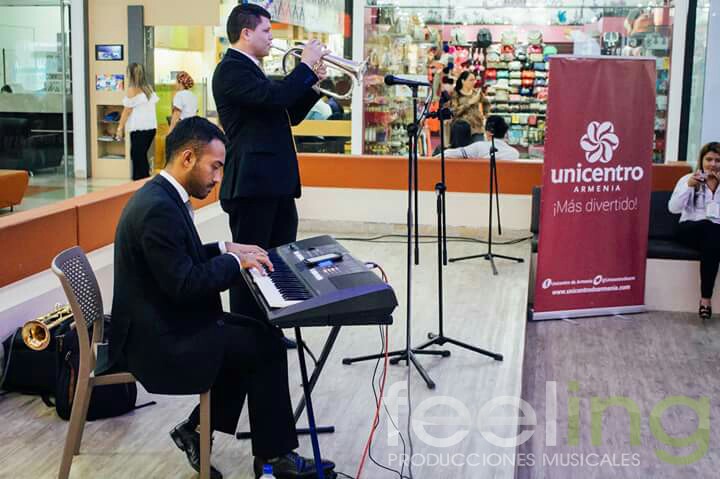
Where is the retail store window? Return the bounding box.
[363,2,675,162]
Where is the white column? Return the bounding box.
[701,0,720,144]
[350,0,364,155]
[666,1,688,163]
[71,0,88,178]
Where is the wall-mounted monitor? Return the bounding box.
[95,44,124,61]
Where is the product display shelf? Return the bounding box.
[483,40,553,154]
[96,105,126,161]
[362,24,433,155]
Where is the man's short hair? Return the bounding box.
[485,115,509,139]
[165,117,227,165]
[227,3,271,44]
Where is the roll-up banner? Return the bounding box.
[532,56,656,320]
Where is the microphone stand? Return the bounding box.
[402,98,503,364]
[448,135,524,274]
[343,83,448,389]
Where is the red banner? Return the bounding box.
[533,56,656,320]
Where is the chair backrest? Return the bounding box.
[530,186,542,234]
[51,246,105,372]
[649,190,681,240]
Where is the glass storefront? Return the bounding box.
[362,1,676,161]
[687,0,713,169]
[0,1,72,184]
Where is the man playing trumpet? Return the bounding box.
[212,3,328,318]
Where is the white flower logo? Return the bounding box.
[580,121,619,164]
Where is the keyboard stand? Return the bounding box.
[236,325,341,440]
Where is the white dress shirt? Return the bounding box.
[668,173,720,224]
[443,139,520,160]
[159,170,242,268]
[229,46,261,69]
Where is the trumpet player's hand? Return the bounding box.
[313,62,329,82]
[301,39,328,70]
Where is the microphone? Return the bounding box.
[384,74,431,88]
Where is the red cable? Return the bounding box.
[355,323,390,479]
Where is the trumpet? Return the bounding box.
[272,44,366,100]
[21,304,74,351]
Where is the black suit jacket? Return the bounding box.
[212,48,320,200]
[110,175,241,394]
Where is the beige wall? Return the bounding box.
[88,0,220,179]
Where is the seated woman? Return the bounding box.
[668,142,720,319]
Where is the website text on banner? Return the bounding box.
[533,56,656,320]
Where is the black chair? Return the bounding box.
[647,191,700,260]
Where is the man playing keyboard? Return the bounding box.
[110,117,336,479]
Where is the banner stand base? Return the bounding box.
[531,305,646,321]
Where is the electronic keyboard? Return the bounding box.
[241,235,397,328]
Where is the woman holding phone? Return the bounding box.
[669,142,720,319]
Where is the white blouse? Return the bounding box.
[172,89,198,120]
[123,92,159,132]
[668,173,720,224]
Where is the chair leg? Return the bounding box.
[58,379,92,479]
[73,383,94,455]
[199,391,211,479]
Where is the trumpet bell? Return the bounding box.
[21,304,73,351]
[272,45,366,100]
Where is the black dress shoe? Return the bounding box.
[282,337,298,349]
[253,451,335,478]
[170,420,223,479]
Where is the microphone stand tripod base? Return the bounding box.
[449,251,524,276]
[448,137,524,274]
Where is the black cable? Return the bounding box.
[337,233,532,246]
[368,325,409,479]
[362,262,410,478]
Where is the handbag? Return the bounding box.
[501,30,517,46]
[475,28,492,49]
[527,30,543,45]
[452,27,466,45]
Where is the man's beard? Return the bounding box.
[186,166,213,199]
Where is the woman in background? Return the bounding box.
[169,71,198,132]
[449,71,490,142]
[116,63,158,180]
[668,142,720,319]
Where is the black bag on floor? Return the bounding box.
[0,326,67,397]
[54,317,151,421]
